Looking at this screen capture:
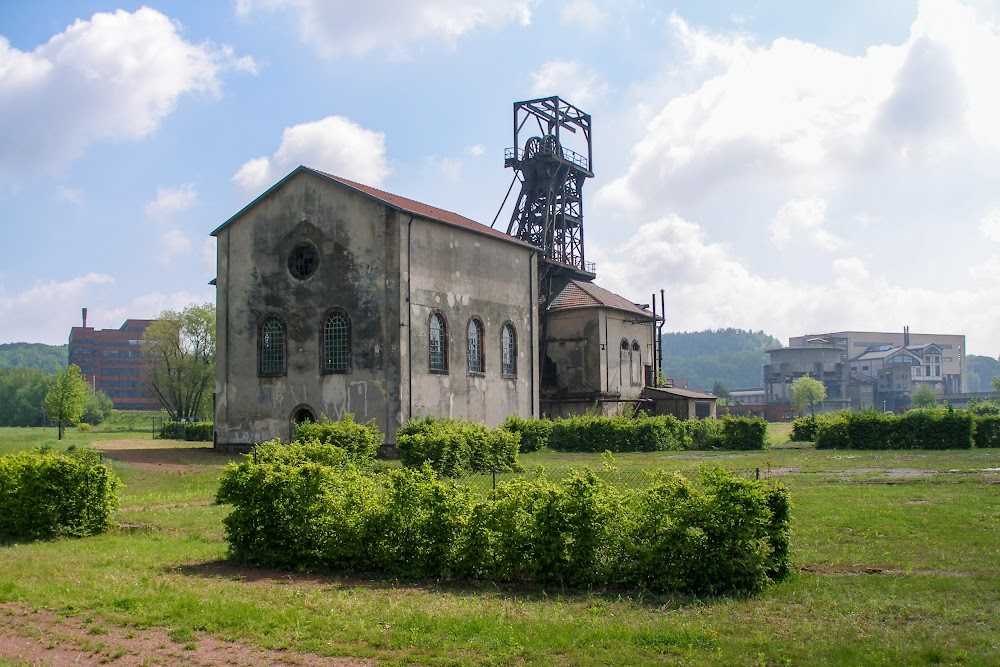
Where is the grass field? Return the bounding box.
[0,425,997,666]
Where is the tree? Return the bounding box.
[0,367,51,427]
[44,364,90,439]
[909,385,939,410]
[81,390,114,425]
[789,375,826,416]
[711,380,730,399]
[143,303,216,421]
[992,376,1000,394]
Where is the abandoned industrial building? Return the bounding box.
[211,98,696,450]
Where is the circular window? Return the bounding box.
[288,243,318,280]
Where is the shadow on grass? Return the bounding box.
[170,559,735,608]
[99,447,241,468]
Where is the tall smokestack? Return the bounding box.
[82,307,88,328]
[904,325,910,347]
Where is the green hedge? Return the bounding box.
[217,441,791,595]
[0,448,122,543]
[973,414,1000,448]
[160,421,213,441]
[501,414,552,452]
[526,415,764,452]
[397,416,520,476]
[815,409,975,450]
[293,413,381,459]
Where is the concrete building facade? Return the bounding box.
[211,167,548,449]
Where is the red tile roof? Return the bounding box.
[212,166,535,252]
[548,279,655,319]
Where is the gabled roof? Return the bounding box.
[851,346,920,362]
[211,166,535,251]
[548,278,655,319]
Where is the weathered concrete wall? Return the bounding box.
[544,307,654,405]
[404,217,538,427]
[214,171,401,447]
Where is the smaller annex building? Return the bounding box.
[211,166,658,450]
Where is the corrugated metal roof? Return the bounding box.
[643,386,717,400]
[548,279,655,319]
[212,166,535,251]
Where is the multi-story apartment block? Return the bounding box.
[67,309,159,410]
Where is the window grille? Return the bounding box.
[260,317,285,375]
[501,324,517,376]
[430,313,448,373]
[323,312,350,373]
[467,318,484,374]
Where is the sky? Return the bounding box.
[2,0,1000,356]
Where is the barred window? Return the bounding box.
[467,318,484,374]
[631,340,641,386]
[501,323,516,376]
[323,311,350,373]
[260,316,286,376]
[429,313,448,373]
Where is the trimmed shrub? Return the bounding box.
[816,409,975,450]
[547,414,686,453]
[0,448,122,543]
[501,414,552,452]
[293,413,381,459]
[217,450,792,595]
[160,421,213,441]
[974,414,1000,449]
[720,416,768,450]
[681,417,724,450]
[790,415,821,442]
[396,416,519,476]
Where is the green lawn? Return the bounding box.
[0,426,997,666]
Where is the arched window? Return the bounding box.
[323,310,350,373]
[259,316,286,376]
[429,313,448,373]
[631,340,641,386]
[467,318,485,374]
[619,339,630,386]
[501,323,517,376]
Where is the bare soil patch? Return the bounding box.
[94,440,239,472]
[0,603,374,667]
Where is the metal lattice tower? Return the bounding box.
[505,97,594,276]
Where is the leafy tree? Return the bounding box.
[0,367,51,427]
[662,328,781,390]
[81,390,114,425]
[909,385,940,409]
[143,303,216,421]
[711,381,730,400]
[789,375,826,416]
[44,364,90,439]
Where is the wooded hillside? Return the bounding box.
[661,328,781,392]
[0,343,67,372]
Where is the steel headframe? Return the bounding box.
[505,96,594,275]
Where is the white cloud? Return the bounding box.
[159,229,194,265]
[980,208,1000,241]
[596,215,1000,352]
[145,183,197,222]
[233,116,389,192]
[467,144,485,157]
[0,8,255,180]
[0,273,115,344]
[530,60,609,109]
[770,197,844,250]
[427,156,463,182]
[236,0,535,58]
[560,0,609,30]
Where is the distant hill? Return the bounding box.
[967,354,1000,392]
[0,342,68,373]
[661,328,781,392]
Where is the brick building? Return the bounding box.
[68,309,160,410]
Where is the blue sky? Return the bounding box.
[2,0,1000,356]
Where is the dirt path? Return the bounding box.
[0,603,374,666]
